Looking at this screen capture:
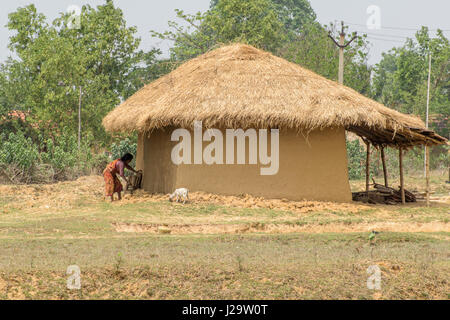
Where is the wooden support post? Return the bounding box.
[338,32,345,84]
[381,147,388,187]
[425,145,430,207]
[327,21,357,85]
[366,142,370,194]
[399,148,405,204]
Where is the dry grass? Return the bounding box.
[102,43,446,147]
[0,174,448,233]
[0,175,448,300]
[0,234,448,300]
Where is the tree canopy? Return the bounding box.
[372,27,449,137]
[151,0,371,95]
[152,0,287,60]
[1,1,154,142]
[0,0,447,150]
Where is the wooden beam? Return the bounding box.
[425,145,430,207]
[381,147,388,187]
[448,133,450,184]
[347,125,447,148]
[366,142,371,194]
[399,148,405,204]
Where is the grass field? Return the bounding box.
[0,172,448,299]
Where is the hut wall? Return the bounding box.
[136,133,145,172]
[140,129,178,194]
[140,127,352,202]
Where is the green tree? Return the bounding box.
[210,0,316,38]
[372,27,449,137]
[152,1,371,94]
[152,0,286,60]
[279,22,372,94]
[2,1,145,143]
[121,49,176,99]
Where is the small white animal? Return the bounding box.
[169,188,189,204]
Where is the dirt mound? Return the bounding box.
[112,221,450,235]
[0,176,104,211]
[118,189,369,214]
[3,175,447,215]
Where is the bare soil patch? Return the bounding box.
[1,175,373,214]
[112,221,450,235]
[2,175,448,216]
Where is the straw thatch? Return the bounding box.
[103,43,447,147]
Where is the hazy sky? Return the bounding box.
[1,0,449,65]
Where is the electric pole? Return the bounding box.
[424,53,431,176]
[424,53,432,206]
[328,21,358,85]
[78,86,82,149]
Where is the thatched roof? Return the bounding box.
[103,44,447,148]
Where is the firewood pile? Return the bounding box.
[352,180,416,205]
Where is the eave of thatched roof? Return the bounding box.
[103,43,447,148]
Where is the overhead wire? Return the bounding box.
[343,21,450,32]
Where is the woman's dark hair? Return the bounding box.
[121,153,133,162]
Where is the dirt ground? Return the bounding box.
[1,174,448,234]
[0,175,369,212]
[0,173,448,299]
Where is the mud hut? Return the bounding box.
[103,44,447,202]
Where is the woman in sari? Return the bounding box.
[103,153,138,201]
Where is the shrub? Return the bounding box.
[346,140,365,179]
[40,134,80,179]
[90,152,110,175]
[0,131,39,171]
[110,138,137,172]
[0,131,94,183]
[0,131,39,183]
[110,138,137,160]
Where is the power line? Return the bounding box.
[359,32,410,39]
[344,21,450,32]
[365,36,407,44]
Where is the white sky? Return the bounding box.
[0,0,449,65]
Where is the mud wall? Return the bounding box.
[138,127,351,202]
[139,129,178,194]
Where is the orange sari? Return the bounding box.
[103,159,123,196]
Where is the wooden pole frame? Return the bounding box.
[381,147,388,187]
[425,145,430,207]
[327,21,357,85]
[424,53,431,176]
[366,142,371,197]
[78,86,82,150]
[338,32,345,84]
[399,148,405,204]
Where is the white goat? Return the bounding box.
[169,188,189,204]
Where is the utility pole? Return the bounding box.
[78,86,82,149]
[424,53,432,206]
[424,53,431,176]
[448,133,450,184]
[328,21,358,85]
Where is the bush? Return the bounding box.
[110,138,137,160]
[0,131,39,183]
[110,138,137,173]
[0,130,97,183]
[0,131,39,171]
[346,140,365,179]
[40,134,80,179]
[90,152,110,175]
